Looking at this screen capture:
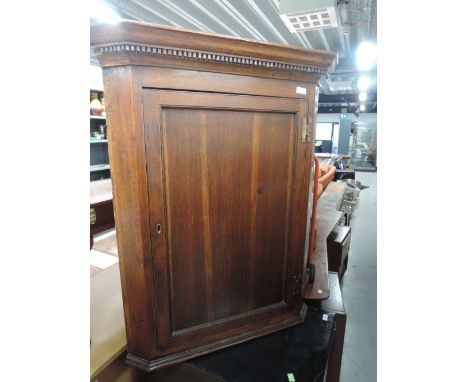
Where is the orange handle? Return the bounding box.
[307,155,320,266]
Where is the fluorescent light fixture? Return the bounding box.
[357,76,371,91]
[91,0,121,24]
[356,41,377,70]
[360,104,366,111]
[359,92,367,102]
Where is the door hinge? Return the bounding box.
[302,117,312,143]
[292,274,302,296]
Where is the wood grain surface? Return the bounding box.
[91,20,337,71]
[142,89,309,359]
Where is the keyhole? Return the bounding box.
[156,224,162,234]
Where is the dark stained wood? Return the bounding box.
[90,200,114,235]
[162,108,293,329]
[103,66,159,358]
[92,20,336,371]
[327,225,351,280]
[143,89,308,357]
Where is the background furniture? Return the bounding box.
[304,182,345,301]
[90,89,111,182]
[334,168,355,181]
[91,20,336,370]
[310,272,347,382]
[90,178,114,236]
[327,226,351,280]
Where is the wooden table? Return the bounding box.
[303,182,345,300]
[90,263,126,380]
[90,263,335,382]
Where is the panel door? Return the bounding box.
[143,89,310,353]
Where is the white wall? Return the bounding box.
[90,64,104,91]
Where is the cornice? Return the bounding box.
[93,42,331,75]
[91,21,338,76]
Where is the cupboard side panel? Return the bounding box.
[103,67,157,357]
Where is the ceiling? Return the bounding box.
[91,0,377,113]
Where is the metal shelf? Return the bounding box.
[90,139,108,143]
[90,164,111,172]
[90,115,106,120]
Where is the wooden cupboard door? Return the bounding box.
[143,89,310,352]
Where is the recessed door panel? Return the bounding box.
[162,108,294,332]
[143,89,309,351]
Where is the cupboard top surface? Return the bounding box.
[90,20,337,75]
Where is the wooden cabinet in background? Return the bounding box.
[327,225,351,280]
[91,20,337,371]
[90,178,114,236]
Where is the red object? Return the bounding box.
[307,159,337,267]
[308,156,321,266]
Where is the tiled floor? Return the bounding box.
[340,172,377,381]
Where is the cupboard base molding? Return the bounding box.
[126,304,307,372]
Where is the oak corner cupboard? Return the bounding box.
[91,20,337,371]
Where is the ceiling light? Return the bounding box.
[91,0,121,24]
[356,41,377,70]
[357,76,371,91]
[279,0,339,32]
[359,92,367,102]
[360,104,366,111]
